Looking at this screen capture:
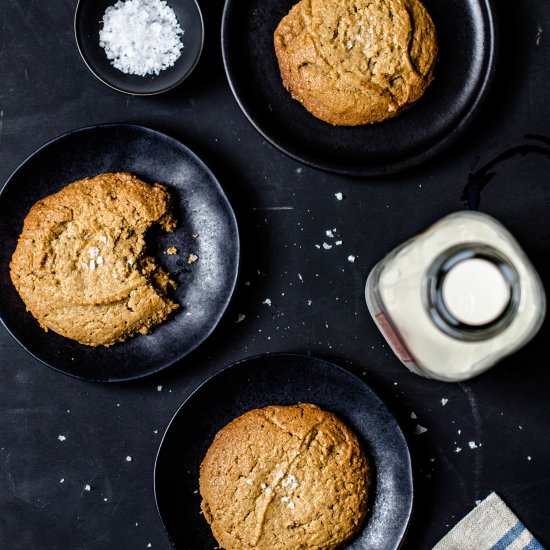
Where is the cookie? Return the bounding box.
[10,172,179,347]
[274,0,438,125]
[199,403,371,550]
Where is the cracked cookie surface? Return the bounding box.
[274,0,437,125]
[199,403,371,550]
[10,172,179,347]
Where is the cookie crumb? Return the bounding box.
[166,247,178,255]
[187,253,198,264]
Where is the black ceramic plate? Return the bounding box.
[222,0,497,176]
[155,353,413,549]
[75,0,204,95]
[0,124,239,382]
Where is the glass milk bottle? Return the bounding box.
[365,212,546,382]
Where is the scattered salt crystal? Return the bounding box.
[96,256,104,266]
[99,0,184,77]
[454,447,462,453]
[261,483,267,490]
[104,497,108,502]
[527,456,532,461]
[411,412,417,419]
[307,300,312,306]
[468,441,478,449]
[60,478,65,483]
[415,425,427,435]
[263,299,272,306]
[99,236,108,245]
[126,456,133,462]
[89,259,96,271]
[441,398,448,406]
[335,240,343,246]
[236,314,246,323]
[88,247,100,258]
[326,230,334,238]
[458,429,462,435]
[315,244,320,249]
[298,274,303,282]
[475,500,481,506]
[58,435,66,442]
[281,496,289,503]
[335,192,344,201]
[246,479,253,485]
[84,484,91,491]
[127,258,134,265]
[147,544,152,549]
[322,242,332,250]
[288,501,295,510]
[348,255,356,263]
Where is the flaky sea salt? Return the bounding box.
[99,0,184,76]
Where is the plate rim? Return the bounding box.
[74,0,205,96]
[153,352,414,549]
[221,0,498,176]
[0,123,241,383]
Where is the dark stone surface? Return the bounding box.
[0,0,549,548]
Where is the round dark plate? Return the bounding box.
[75,0,204,95]
[0,124,239,382]
[155,353,413,549]
[222,0,497,176]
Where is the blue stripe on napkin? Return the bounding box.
[490,522,525,550]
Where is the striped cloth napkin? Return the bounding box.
[434,493,545,550]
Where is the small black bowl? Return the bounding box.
[75,0,204,95]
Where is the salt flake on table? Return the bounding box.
[468,441,478,449]
[263,298,272,306]
[335,192,344,201]
[441,398,448,406]
[58,435,66,442]
[348,255,356,262]
[415,424,427,435]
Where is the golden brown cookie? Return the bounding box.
[10,172,179,347]
[274,0,438,125]
[199,403,371,550]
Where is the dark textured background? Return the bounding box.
[1,0,549,548]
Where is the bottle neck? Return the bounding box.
[423,244,520,342]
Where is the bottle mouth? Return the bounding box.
[424,244,520,341]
